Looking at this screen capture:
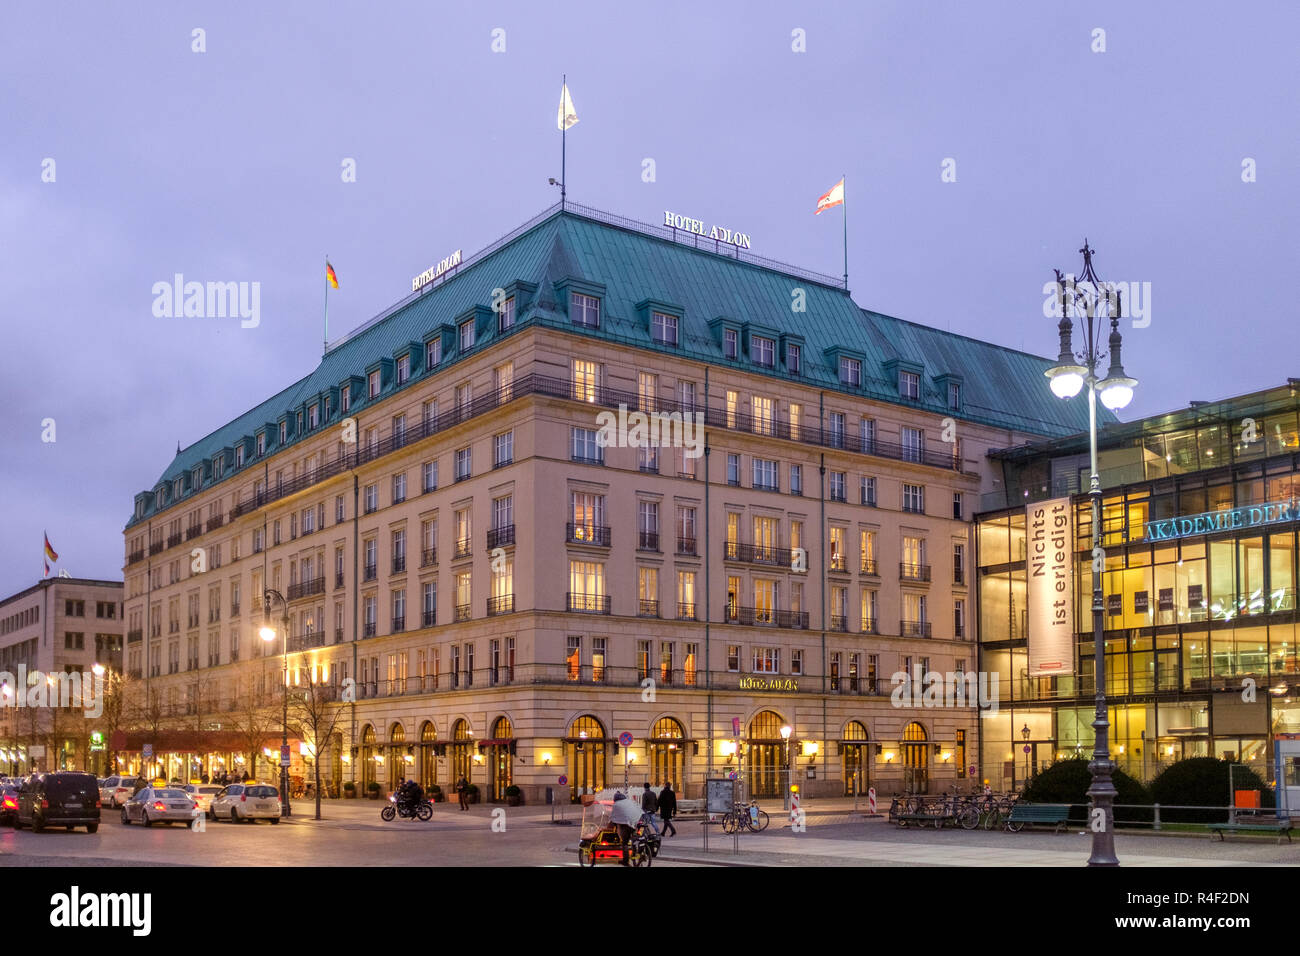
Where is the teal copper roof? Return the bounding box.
[128,202,1114,527]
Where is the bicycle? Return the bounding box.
[721,799,770,833]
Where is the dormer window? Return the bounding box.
[426,338,442,369]
[192,468,202,490]
[136,500,145,519]
[156,489,164,509]
[571,292,600,329]
[256,433,265,456]
[839,357,861,387]
[173,479,183,499]
[396,355,410,385]
[787,343,801,375]
[459,318,476,352]
[296,411,304,434]
[753,336,775,368]
[235,445,245,468]
[948,382,961,410]
[499,297,516,333]
[723,329,738,360]
[651,312,678,346]
[341,386,351,413]
[309,404,319,429]
[214,454,225,479]
[900,370,920,401]
[279,421,287,444]
[368,370,380,399]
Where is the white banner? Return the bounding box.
[1026,497,1074,676]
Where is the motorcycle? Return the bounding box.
[381,792,433,822]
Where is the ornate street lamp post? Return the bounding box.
[1044,241,1137,867]
[260,589,293,817]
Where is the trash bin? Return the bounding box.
[1234,789,1260,809]
[545,786,553,805]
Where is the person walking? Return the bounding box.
[455,774,469,811]
[639,782,660,834]
[658,781,678,837]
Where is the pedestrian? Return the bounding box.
[132,774,146,795]
[639,781,660,834]
[242,770,250,782]
[659,781,678,837]
[455,774,469,811]
[200,772,209,784]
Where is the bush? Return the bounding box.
[342,781,356,792]
[505,785,522,797]
[1150,758,1273,823]
[1021,757,1153,824]
[465,783,479,795]
[366,780,381,792]
[428,784,442,795]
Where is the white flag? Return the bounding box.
[557,82,579,131]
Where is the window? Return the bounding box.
[368,370,380,399]
[900,370,920,400]
[571,292,600,328]
[829,412,845,448]
[455,382,471,415]
[454,508,472,556]
[861,476,877,506]
[364,484,377,514]
[751,396,775,435]
[861,588,878,632]
[677,570,696,619]
[651,312,678,346]
[637,444,658,473]
[902,427,924,463]
[727,645,741,672]
[830,472,846,502]
[902,483,925,514]
[455,446,472,481]
[568,560,607,612]
[498,296,515,332]
[422,582,436,627]
[789,403,801,440]
[571,359,599,402]
[830,527,846,571]
[753,578,776,623]
[340,387,351,414]
[335,495,344,523]
[634,640,650,681]
[953,543,965,584]
[570,492,605,539]
[392,529,406,571]
[278,421,287,445]
[860,417,875,452]
[234,445,245,468]
[787,343,801,374]
[753,458,777,491]
[952,492,963,520]
[676,506,697,553]
[425,337,442,368]
[637,501,659,550]
[422,399,438,430]
[459,318,476,352]
[392,589,406,631]
[753,336,775,367]
[861,530,877,573]
[948,382,961,410]
[493,361,514,401]
[392,472,407,504]
[790,464,802,496]
[725,390,738,428]
[753,647,779,674]
[790,649,803,675]
[455,571,472,620]
[723,328,738,360]
[954,599,966,639]
[839,357,861,386]
[638,567,658,615]
[494,431,513,468]
[273,520,282,545]
[571,427,603,463]
[422,461,438,493]
[902,535,926,576]
[677,380,696,409]
[392,414,407,444]
[727,454,740,486]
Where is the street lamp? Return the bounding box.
[1021,723,1031,785]
[260,588,292,817]
[780,725,793,810]
[1044,240,1136,867]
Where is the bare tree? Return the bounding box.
[96,669,135,775]
[128,684,169,777]
[286,670,348,819]
[229,675,277,782]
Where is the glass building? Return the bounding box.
[976,383,1300,788]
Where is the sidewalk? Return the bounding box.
[278,798,572,829]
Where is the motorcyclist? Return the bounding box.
[397,777,424,813]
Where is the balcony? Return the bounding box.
[335,572,345,589]
[422,609,436,627]
[206,514,225,532]
[567,593,611,614]
[724,607,810,629]
[127,549,144,564]
[287,631,328,653]
[638,599,659,618]
[168,621,179,634]
[392,555,406,574]
[166,533,182,548]
[149,542,164,556]
[900,619,932,638]
[862,620,880,635]
[861,560,879,576]
[363,622,376,638]
[392,616,406,633]
[724,541,796,568]
[830,615,848,632]
[185,526,202,541]
[363,564,377,582]
[421,548,437,567]
[487,595,515,616]
[637,531,660,552]
[676,602,697,621]
[127,629,142,644]
[900,562,931,583]
[454,538,473,559]
[454,603,472,622]
[230,603,240,617]
[287,576,325,601]
[334,627,344,643]
[487,526,515,549]
[829,556,849,574]
[676,537,697,556]
[566,523,611,547]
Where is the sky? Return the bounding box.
[1,0,1297,591]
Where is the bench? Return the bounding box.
[1209,821,1292,844]
[1006,803,1071,833]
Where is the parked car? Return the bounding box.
[0,785,18,825]
[98,776,135,808]
[175,783,223,813]
[120,788,198,828]
[14,772,101,833]
[209,783,281,823]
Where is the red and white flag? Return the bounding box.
[815,178,844,214]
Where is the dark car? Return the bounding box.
[15,772,102,833]
[0,785,17,825]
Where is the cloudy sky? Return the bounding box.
[1,0,1296,590]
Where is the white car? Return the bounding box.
[121,787,198,827]
[98,775,137,808]
[176,784,223,813]
[209,783,282,823]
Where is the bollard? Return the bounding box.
[1153,803,1160,831]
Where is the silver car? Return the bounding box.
[175,783,223,813]
[98,775,137,808]
[120,787,198,828]
[210,783,282,823]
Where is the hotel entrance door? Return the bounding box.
[902,721,929,793]
[568,715,607,801]
[746,711,786,797]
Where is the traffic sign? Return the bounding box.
[143,744,153,759]
[618,731,633,747]
[558,774,568,786]
[1022,744,1031,754]
[968,765,976,777]
[280,744,291,767]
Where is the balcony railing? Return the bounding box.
[422,609,436,627]
[392,616,406,633]
[567,523,611,547]
[127,629,142,643]
[723,541,795,568]
[830,615,848,632]
[166,533,182,548]
[454,603,472,622]
[363,564,377,582]
[862,620,880,635]
[861,560,879,576]
[454,538,473,559]
[421,548,437,567]
[185,526,202,541]
[638,599,659,618]
[487,526,516,549]
[392,555,406,574]
[206,514,224,532]
[567,593,611,614]
[127,549,144,564]
[287,631,328,653]
[724,606,810,629]
[287,576,325,601]
[900,562,931,582]
[335,572,345,589]
[677,602,697,621]
[900,619,932,638]
[487,595,515,616]
[230,603,240,617]
[676,537,697,556]
[334,627,344,643]
[149,542,164,556]
[637,531,660,552]
[363,622,376,638]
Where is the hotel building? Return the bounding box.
[976,382,1300,789]
[122,203,1094,801]
[0,577,124,774]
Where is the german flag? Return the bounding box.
[44,532,58,562]
[326,261,339,289]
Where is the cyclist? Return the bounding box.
[610,791,642,866]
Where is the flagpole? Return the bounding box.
[323,255,330,356]
[842,174,848,290]
[561,74,567,211]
